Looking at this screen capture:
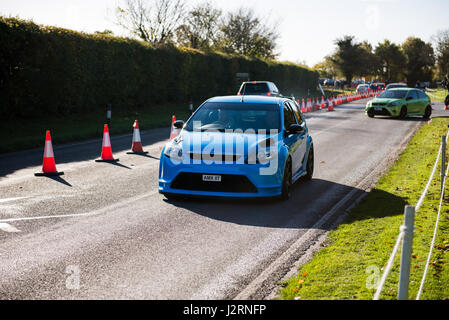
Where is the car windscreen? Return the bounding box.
[241,83,269,95]
[184,102,281,133]
[378,90,408,99]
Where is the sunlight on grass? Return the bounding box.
[279,118,449,300]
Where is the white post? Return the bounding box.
[442,136,446,193]
[398,205,415,300]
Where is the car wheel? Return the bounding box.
[423,105,431,119]
[280,158,292,200]
[399,106,407,119]
[304,144,314,181]
[367,109,374,118]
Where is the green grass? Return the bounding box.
[426,89,448,102]
[0,103,193,154]
[279,118,449,300]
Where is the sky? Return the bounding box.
[1,0,448,67]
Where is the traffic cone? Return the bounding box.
[327,97,335,111]
[35,130,64,176]
[95,124,119,162]
[321,96,325,109]
[445,105,449,110]
[127,120,148,155]
[170,115,180,140]
[301,98,306,113]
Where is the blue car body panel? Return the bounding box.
[158,95,313,198]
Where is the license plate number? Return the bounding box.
[202,174,221,182]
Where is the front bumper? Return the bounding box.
[366,105,400,116]
[158,153,284,198]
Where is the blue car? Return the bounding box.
[158,95,314,200]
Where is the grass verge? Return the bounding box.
[279,117,449,300]
[0,103,193,154]
[426,88,448,102]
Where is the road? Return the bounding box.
[0,99,445,299]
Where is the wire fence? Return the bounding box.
[373,130,449,300]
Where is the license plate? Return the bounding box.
[202,174,221,182]
[374,107,383,111]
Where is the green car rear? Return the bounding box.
[366,88,432,119]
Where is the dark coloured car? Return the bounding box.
[237,81,281,97]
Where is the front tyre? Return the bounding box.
[304,144,314,181]
[280,158,292,201]
[399,106,407,119]
[367,109,374,118]
[423,105,431,119]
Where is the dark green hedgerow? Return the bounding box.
[0,17,318,120]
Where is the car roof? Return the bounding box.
[206,95,285,106]
[386,88,412,91]
[242,81,273,84]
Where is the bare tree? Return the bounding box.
[116,0,186,45]
[175,1,222,50]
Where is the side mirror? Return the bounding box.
[173,120,184,129]
[285,124,303,135]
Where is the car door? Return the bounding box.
[406,90,419,113]
[283,102,306,177]
[417,90,429,112]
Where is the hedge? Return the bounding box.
[0,17,318,119]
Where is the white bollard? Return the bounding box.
[398,205,415,300]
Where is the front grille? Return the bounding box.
[188,153,243,162]
[372,108,391,116]
[372,102,386,106]
[170,172,257,193]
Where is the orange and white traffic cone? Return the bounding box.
[95,124,119,162]
[301,98,306,113]
[170,115,181,140]
[35,130,64,176]
[127,120,148,155]
[321,96,325,109]
[327,97,335,111]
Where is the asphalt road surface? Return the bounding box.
[0,99,446,299]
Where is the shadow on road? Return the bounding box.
[162,178,407,229]
[0,128,167,177]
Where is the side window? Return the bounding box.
[283,103,297,130]
[288,101,303,125]
[408,90,418,100]
[417,91,427,99]
[271,83,279,94]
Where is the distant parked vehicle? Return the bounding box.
[385,83,407,90]
[237,81,281,97]
[356,84,370,93]
[324,79,334,86]
[369,83,385,91]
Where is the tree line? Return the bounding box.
[314,33,449,87]
[115,0,279,60]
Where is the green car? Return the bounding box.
[366,88,431,119]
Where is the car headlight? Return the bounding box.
[164,138,183,161]
[366,101,372,108]
[388,101,399,107]
[257,150,275,164]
